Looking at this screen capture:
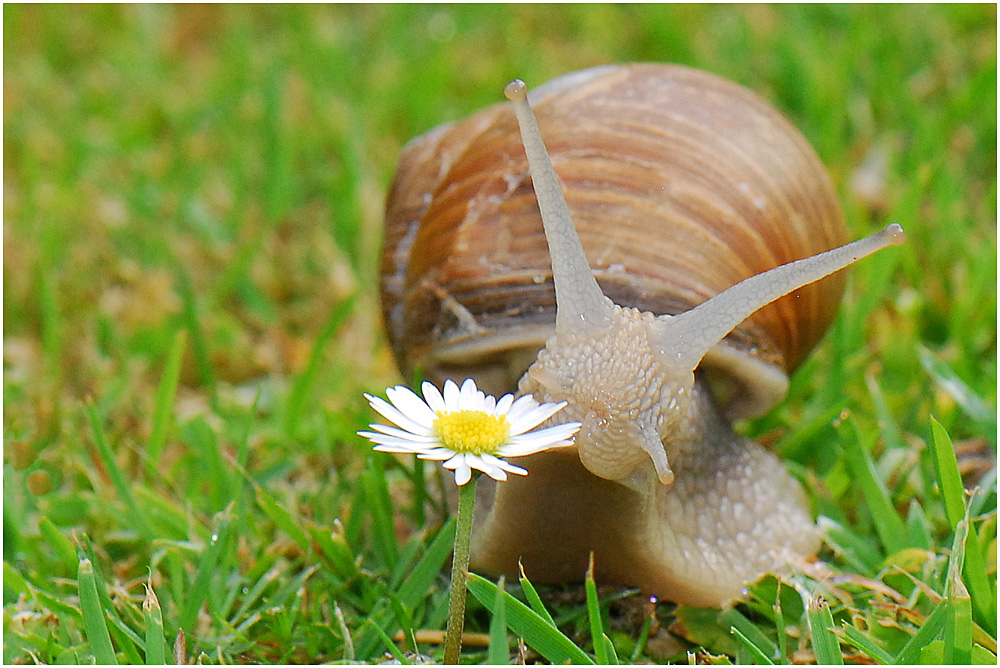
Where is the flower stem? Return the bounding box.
[443,475,477,665]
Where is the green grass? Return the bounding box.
[4,4,996,664]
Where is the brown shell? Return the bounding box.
[381,63,846,417]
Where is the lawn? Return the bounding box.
[3,4,996,664]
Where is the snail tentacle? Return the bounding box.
[505,79,614,334]
[654,224,906,371]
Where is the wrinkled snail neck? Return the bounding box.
[504,78,905,489]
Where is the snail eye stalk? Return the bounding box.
[654,223,906,372]
[505,79,613,334]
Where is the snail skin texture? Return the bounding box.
[381,64,905,607]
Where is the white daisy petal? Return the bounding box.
[494,393,515,416]
[480,452,528,476]
[463,453,507,481]
[364,394,432,436]
[373,443,435,454]
[499,439,574,457]
[421,381,447,413]
[366,423,440,443]
[361,433,436,451]
[501,434,578,456]
[508,401,569,435]
[440,453,464,469]
[459,378,482,410]
[385,385,438,427]
[443,379,461,409]
[416,448,460,461]
[504,422,581,448]
[450,457,473,486]
[471,460,508,482]
[503,394,547,426]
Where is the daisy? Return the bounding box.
[359,378,581,485]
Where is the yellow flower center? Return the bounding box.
[433,410,511,455]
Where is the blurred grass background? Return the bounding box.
[3,4,996,664]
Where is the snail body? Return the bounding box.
[381,64,904,606]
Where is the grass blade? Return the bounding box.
[488,575,510,665]
[387,593,417,653]
[284,295,355,435]
[602,635,620,665]
[78,558,118,665]
[905,499,932,550]
[335,603,355,661]
[256,488,311,554]
[960,518,994,632]
[394,517,456,602]
[930,416,967,528]
[146,329,186,476]
[38,516,77,572]
[818,516,883,573]
[864,373,904,450]
[174,263,216,396]
[920,347,997,445]
[839,418,908,555]
[84,401,151,540]
[309,521,361,581]
[893,598,948,664]
[972,645,999,664]
[390,534,425,591]
[721,608,778,662]
[806,595,843,665]
[518,562,556,626]
[949,586,974,665]
[945,519,974,665]
[179,508,232,633]
[730,626,774,665]
[80,538,145,662]
[143,585,166,665]
[468,573,594,665]
[181,417,234,513]
[837,623,892,664]
[230,562,283,624]
[364,618,409,664]
[630,612,653,663]
[930,417,996,629]
[774,590,788,665]
[361,454,399,570]
[585,554,609,665]
[3,563,29,596]
[173,628,186,665]
[920,640,947,663]
[132,485,202,541]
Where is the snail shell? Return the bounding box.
[381,63,846,419]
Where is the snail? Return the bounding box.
[380,64,904,607]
